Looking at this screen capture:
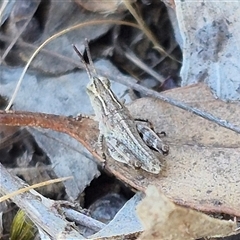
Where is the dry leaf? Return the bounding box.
[2,1,125,74]
[0,60,131,200]
[75,0,131,14]
[126,83,240,216]
[137,186,237,240]
[1,83,240,217]
[175,2,240,101]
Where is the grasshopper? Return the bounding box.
[73,41,168,174]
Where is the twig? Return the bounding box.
[63,208,106,232]
[0,163,84,238]
[103,70,240,134]
[121,46,165,83]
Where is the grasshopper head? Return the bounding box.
[86,75,122,115]
[86,76,110,96]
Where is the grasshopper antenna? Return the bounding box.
[72,44,91,78]
[72,39,97,79]
[84,38,97,76]
[72,43,92,80]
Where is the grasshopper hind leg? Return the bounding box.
[98,134,107,160]
[105,137,143,170]
[136,122,169,155]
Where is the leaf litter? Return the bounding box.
[1,1,240,238]
[137,186,237,240]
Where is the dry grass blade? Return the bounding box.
[0,163,84,238]
[122,46,165,83]
[5,19,140,111]
[0,176,72,202]
[123,0,180,63]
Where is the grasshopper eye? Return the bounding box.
[87,81,97,94]
[99,76,111,88]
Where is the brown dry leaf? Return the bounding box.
[136,186,237,240]
[1,84,240,216]
[107,83,240,217]
[125,83,240,214]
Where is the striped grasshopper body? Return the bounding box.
[73,43,168,174]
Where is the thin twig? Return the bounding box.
[103,70,240,134]
[63,208,106,232]
[122,46,165,83]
